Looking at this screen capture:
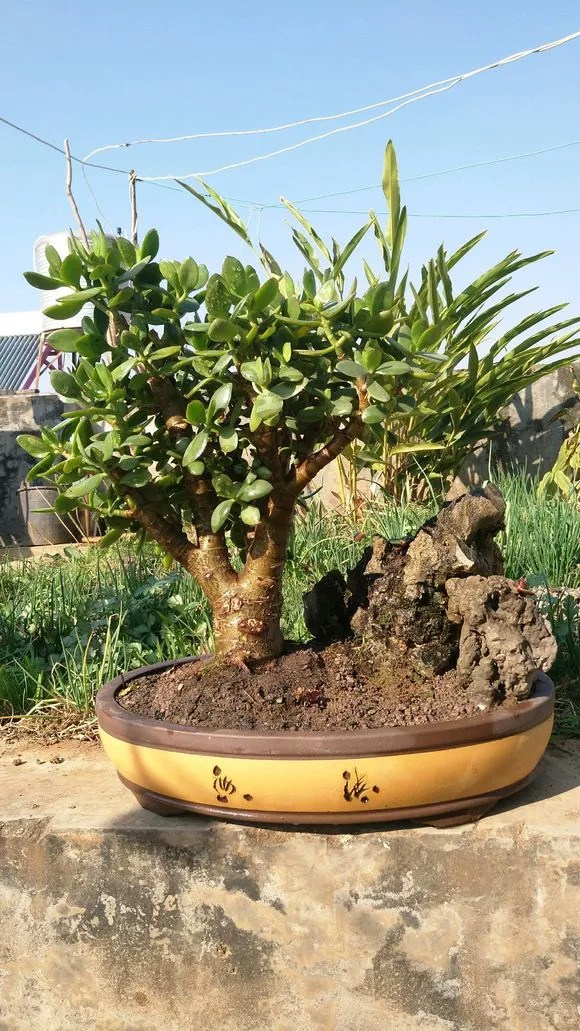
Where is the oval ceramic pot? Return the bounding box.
[96,657,554,827]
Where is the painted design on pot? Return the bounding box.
[212,765,236,803]
[342,768,380,804]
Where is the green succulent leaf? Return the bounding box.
[222,256,247,295]
[60,253,83,288]
[23,271,63,290]
[212,472,235,498]
[240,505,261,526]
[361,405,387,425]
[148,345,182,360]
[331,396,354,417]
[47,328,83,352]
[208,382,233,417]
[44,288,101,320]
[182,430,209,467]
[249,391,283,431]
[17,434,49,458]
[53,493,80,515]
[179,258,199,294]
[186,399,207,426]
[389,442,446,455]
[208,317,238,343]
[211,499,233,533]
[65,473,106,498]
[336,360,368,380]
[205,275,231,318]
[219,427,239,454]
[50,370,81,398]
[139,229,160,261]
[251,278,278,313]
[378,361,413,376]
[238,479,273,502]
[116,258,152,284]
[366,381,391,403]
[98,527,125,548]
[117,238,137,268]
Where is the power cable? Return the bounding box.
[299,206,580,218]
[0,116,130,175]
[2,115,580,221]
[132,30,580,181]
[293,138,580,203]
[84,29,580,171]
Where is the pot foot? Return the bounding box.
[419,801,496,828]
[119,775,187,817]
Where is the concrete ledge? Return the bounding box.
[1,741,579,1030]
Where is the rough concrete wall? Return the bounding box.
[1,791,579,1029]
[503,361,580,470]
[461,361,580,485]
[0,392,64,546]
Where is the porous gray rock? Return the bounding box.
[446,575,558,706]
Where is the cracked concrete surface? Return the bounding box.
[0,741,579,1030]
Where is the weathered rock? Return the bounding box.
[403,485,505,594]
[304,485,557,703]
[446,575,559,706]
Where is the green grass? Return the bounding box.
[497,472,580,588]
[0,475,578,734]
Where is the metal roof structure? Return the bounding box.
[0,334,40,390]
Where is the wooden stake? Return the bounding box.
[64,139,89,248]
[129,171,138,244]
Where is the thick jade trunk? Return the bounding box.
[206,497,294,663]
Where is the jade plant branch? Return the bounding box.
[134,371,365,661]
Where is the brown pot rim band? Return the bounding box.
[96,657,555,759]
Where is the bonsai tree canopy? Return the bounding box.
[19,143,580,664]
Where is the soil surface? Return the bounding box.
[116,640,520,732]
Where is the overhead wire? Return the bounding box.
[2,23,580,224]
[293,138,580,203]
[0,115,130,174]
[297,206,580,219]
[133,30,580,180]
[141,79,461,179]
[2,110,580,221]
[83,28,580,172]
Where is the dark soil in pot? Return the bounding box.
[118,639,500,731]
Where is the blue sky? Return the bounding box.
[1,0,580,333]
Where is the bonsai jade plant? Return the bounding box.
[19,143,567,825]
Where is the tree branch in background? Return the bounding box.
[64,138,89,249]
